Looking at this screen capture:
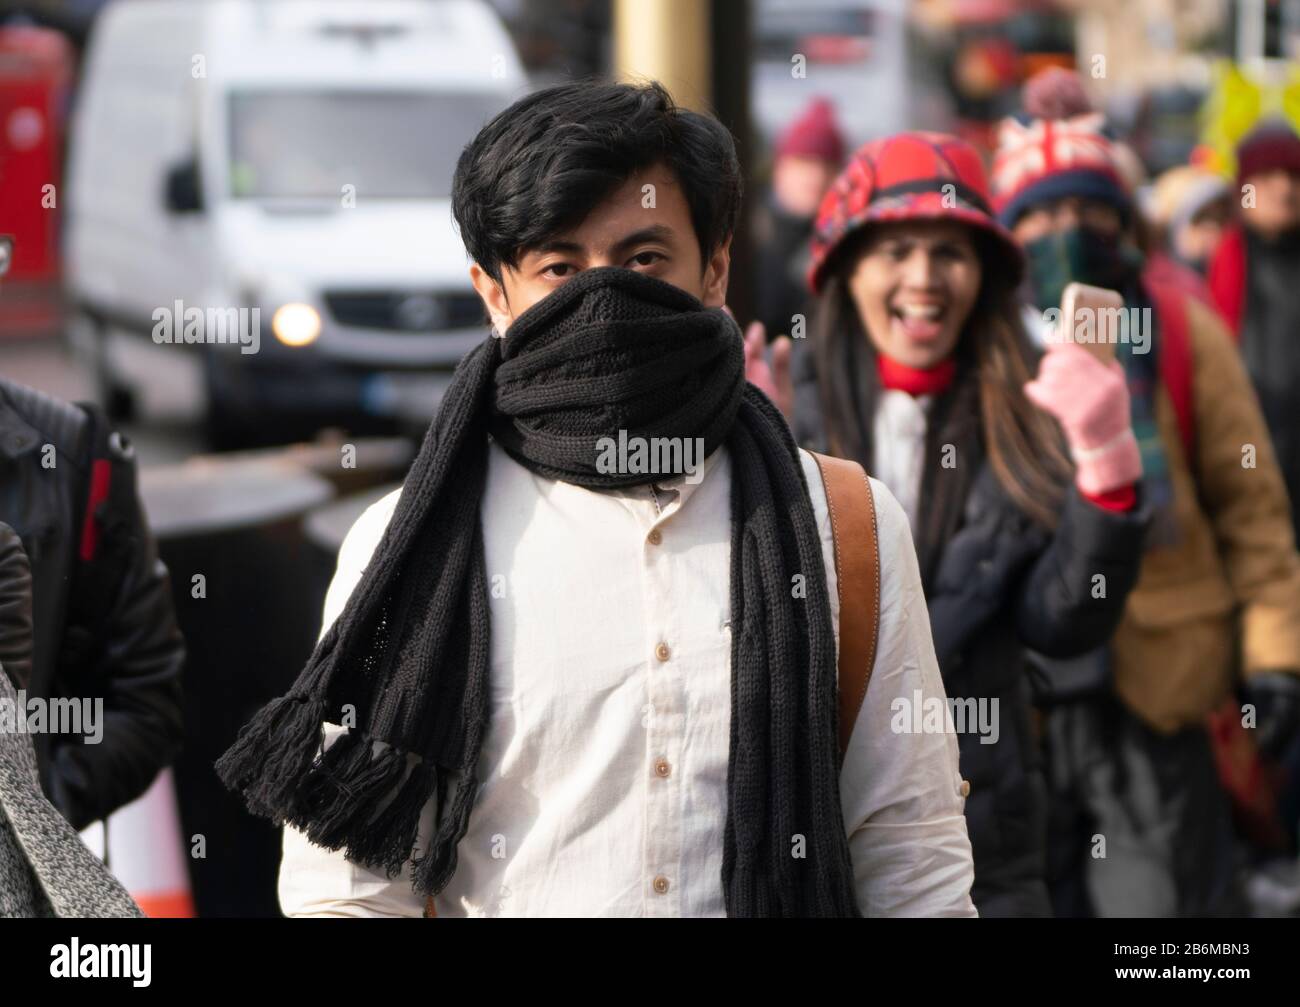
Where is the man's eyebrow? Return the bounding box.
[610,224,676,255]
[521,224,677,262]
[525,238,585,257]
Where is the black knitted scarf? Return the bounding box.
[215,266,860,916]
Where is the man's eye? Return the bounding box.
[628,251,664,267]
[543,263,576,278]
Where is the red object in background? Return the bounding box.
[799,34,871,65]
[954,118,998,155]
[1207,695,1290,853]
[951,0,1061,23]
[1208,225,1249,339]
[1018,52,1075,86]
[1144,252,1218,314]
[0,26,73,335]
[954,37,1020,100]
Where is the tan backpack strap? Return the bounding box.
[424,895,437,918]
[809,451,881,764]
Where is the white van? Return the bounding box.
[65,0,526,445]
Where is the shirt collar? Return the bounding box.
[653,442,723,493]
[605,443,727,521]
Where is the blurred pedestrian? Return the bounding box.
[0,522,141,918]
[749,131,1151,917]
[752,97,845,341]
[1142,164,1232,307]
[1208,121,1300,541]
[0,221,184,831]
[992,77,1300,917]
[218,80,978,918]
[1148,164,1232,277]
[0,377,185,828]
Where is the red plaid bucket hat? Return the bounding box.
[807,131,1024,294]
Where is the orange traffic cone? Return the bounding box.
[80,768,195,917]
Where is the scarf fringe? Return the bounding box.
[291,730,408,850]
[351,762,439,875]
[213,692,327,820]
[411,766,476,896]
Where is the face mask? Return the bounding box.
[1023,225,1139,310]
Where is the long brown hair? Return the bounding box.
[810,229,1071,530]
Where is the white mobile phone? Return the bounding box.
[1058,282,1123,363]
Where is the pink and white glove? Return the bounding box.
[1023,341,1143,497]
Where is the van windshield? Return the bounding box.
[228,90,504,199]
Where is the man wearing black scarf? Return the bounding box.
[217,81,976,917]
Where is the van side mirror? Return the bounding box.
[164,158,203,213]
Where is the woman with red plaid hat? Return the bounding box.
[746,131,1150,917]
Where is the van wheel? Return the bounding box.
[201,359,252,451]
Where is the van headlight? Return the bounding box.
[272,303,321,347]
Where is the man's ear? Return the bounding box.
[470,262,513,334]
[700,235,733,308]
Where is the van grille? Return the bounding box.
[324,291,485,332]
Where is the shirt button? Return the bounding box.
[959,779,971,798]
[647,528,662,546]
[652,875,670,894]
[655,641,671,662]
[654,758,671,778]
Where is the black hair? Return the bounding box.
[451,79,743,283]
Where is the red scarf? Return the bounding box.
[876,354,956,396]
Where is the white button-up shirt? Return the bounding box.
[278,440,976,917]
[872,389,933,533]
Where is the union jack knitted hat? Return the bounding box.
[991,111,1132,228]
[808,131,1023,294]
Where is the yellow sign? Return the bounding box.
[1202,61,1300,175]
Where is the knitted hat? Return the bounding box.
[775,98,846,165]
[807,131,1023,294]
[1236,120,1300,184]
[1021,66,1091,121]
[991,68,1132,227]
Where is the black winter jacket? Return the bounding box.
[925,463,1147,915]
[0,379,184,829]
